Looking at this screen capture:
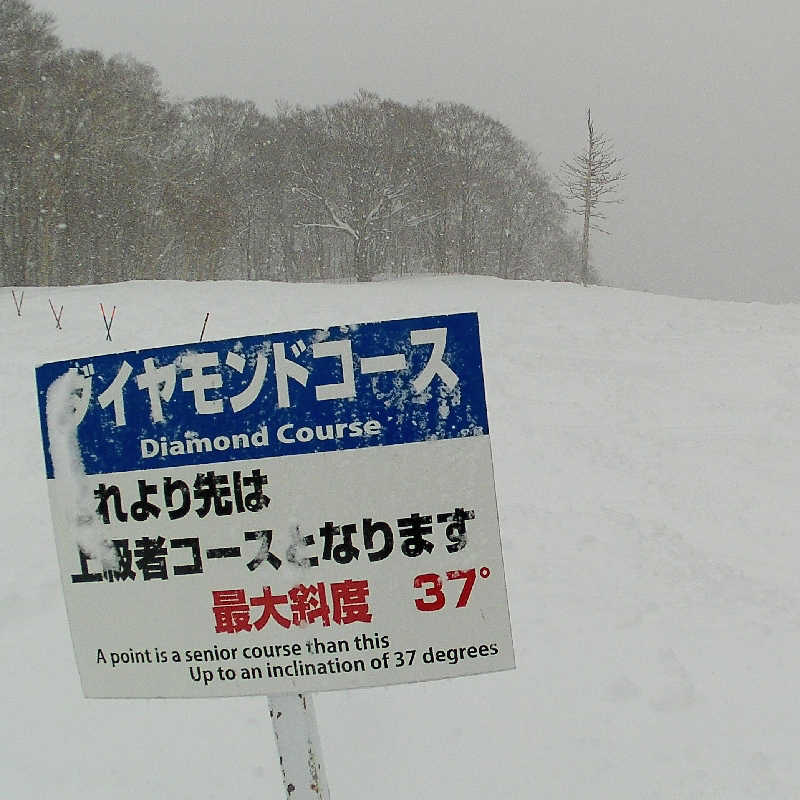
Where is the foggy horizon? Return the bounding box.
[35,0,800,303]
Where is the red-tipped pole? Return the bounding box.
[49,298,63,329]
[100,303,116,341]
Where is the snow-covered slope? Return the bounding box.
[2,277,800,798]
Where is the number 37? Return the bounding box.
[413,568,478,611]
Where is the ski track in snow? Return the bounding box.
[2,276,800,799]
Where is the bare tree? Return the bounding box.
[290,91,422,281]
[560,109,624,284]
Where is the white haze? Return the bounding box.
[37,0,800,303]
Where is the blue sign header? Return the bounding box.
[36,312,489,478]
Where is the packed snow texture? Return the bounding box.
[2,276,799,798]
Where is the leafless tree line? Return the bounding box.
[1,0,588,287]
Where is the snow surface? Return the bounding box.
[2,276,800,798]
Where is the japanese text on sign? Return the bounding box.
[36,312,514,698]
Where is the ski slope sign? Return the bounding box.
[35,312,514,698]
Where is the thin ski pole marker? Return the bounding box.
[100,303,116,341]
[49,298,63,329]
[199,312,210,342]
[12,289,24,317]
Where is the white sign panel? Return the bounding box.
[36,312,514,697]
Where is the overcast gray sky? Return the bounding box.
[39,0,800,303]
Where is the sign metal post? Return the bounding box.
[269,693,329,800]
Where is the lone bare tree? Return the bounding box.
[561,109,624,284]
